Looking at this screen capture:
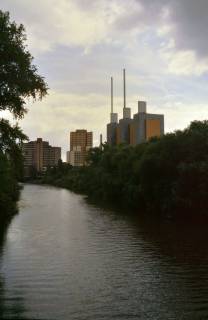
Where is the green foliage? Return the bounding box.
[44,120,208,218]
[0,151,19,216]
[0,119,27,180]
[0,11,48,118]
[0,10,48,220]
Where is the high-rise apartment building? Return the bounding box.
[23,138,61,176]
[67,130,93,166]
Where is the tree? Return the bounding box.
[0,11,48,118]
[0,10,48,218]
[0,10,48,155]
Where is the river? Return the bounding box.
[0,184,208,319]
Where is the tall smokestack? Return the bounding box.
[123,69,126,109]
[122,69,131,119]
[111,77,113,113]
[110,76,118,124]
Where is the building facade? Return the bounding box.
[23,138,61,176]
[67,130,93,166]
[116,107,132,144]
[129,101,164,145]
[107,113,118,146]
[107,101,164,146]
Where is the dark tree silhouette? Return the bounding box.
[0,11,48,118]
[44,121,208,219]
[0,10,48,218]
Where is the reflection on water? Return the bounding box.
[0,184,208,319]
[0,217,34,320]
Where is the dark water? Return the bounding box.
[0,184,208,319]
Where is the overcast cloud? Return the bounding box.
[1,0,208,159]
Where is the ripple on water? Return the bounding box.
[0,184,208,319]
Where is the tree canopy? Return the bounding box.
[44,121,208,219]
[0,10,48,218]
[0,10,48,118]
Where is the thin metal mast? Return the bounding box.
[123,69,126,109]
[111,77,113,113]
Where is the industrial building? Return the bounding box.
[129,101,164,145]
[107,69,164,146]
[23,138,61,176]
[67,129,93,166]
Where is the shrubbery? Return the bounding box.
[43,120,208,218]
[0,151,20,216]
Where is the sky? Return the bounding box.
[1,0,208,160]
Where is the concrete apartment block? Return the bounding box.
[67,130,93,167]
[23,138,61,176]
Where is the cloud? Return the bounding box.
[124,0,208,59]
[166,0,208,58]
[143,0,208,75]
[160,46,208,76]
[1,0,208,160]
[2,0,208,76]
[1,0,104,53]
[20,91,110,159]
[2,0,208,57]
[1,0,138,54]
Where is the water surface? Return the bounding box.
[0,184,208,319]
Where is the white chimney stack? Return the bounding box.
[138,101,147,113]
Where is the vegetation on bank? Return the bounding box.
[0,120,26,216]
[0,11,47,220]
[43,120,208,217]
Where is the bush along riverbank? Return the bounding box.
[43,120,208,219]
[0,146,22,220]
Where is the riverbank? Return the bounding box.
[41,121,208,220]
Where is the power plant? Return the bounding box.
[107,69,164,146]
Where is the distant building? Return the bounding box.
[23,138,61,176]
[107,115,118,146]
[107,69,164,146]
[129,101,164,145]
[116,107,132,144]
[66,150,70,164]
[67,130,93,166]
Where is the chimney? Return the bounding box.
[123,69,126,109]
[138,101,147,114]
[111,77,113,113]
[110,76,118,123]
[122,69,131,119]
